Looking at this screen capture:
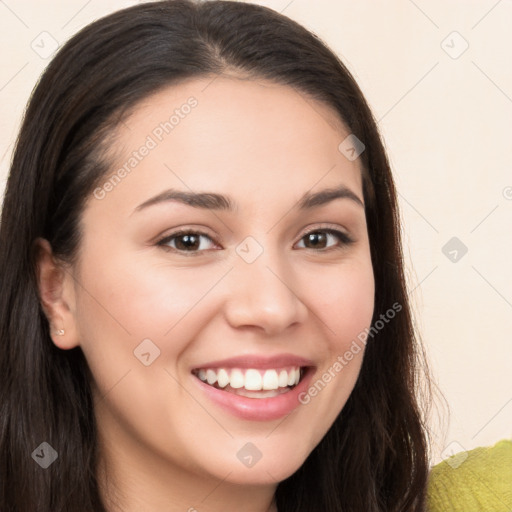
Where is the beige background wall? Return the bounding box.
[1,0,511,465]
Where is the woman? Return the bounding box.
[0,1,433,510]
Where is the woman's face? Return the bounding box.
[53,76,374,500]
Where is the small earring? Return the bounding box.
[55,329,65,336]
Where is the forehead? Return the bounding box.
[94,75,364,214]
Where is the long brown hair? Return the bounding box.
[0,1,434,510]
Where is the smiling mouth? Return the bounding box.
[192,366,308,399]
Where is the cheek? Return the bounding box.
[76,247,218,333]
[310,257,375,347]
[72,251,230,461]
[298,256,374,414]
[73,248,229,377]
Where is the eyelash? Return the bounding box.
[156,227,354,256]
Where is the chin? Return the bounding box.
[198,439,313,486]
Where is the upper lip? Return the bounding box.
[191,353,315,371]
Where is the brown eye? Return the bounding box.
[296,229,353,251]
[157,231,216,254]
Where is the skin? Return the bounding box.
[36,75,375,512]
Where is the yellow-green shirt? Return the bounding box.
[427,439,512,511]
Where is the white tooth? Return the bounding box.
[217,368,229,388]
[278,370,289,388]
[294,368,301,385]
[287,368,296,386]
[262,369,279,390]
[230,369,245,389]
[198,369,207,381]
[244,369,262,390]
[206,369,217,385]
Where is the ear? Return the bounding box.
[33,238,80,350]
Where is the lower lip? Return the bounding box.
[193,368,315,421]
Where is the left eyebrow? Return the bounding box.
[297,186,364,209]
[132,184,364,215]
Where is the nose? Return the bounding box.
[223,244,309,336]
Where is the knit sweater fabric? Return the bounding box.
[427,439,512,511]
